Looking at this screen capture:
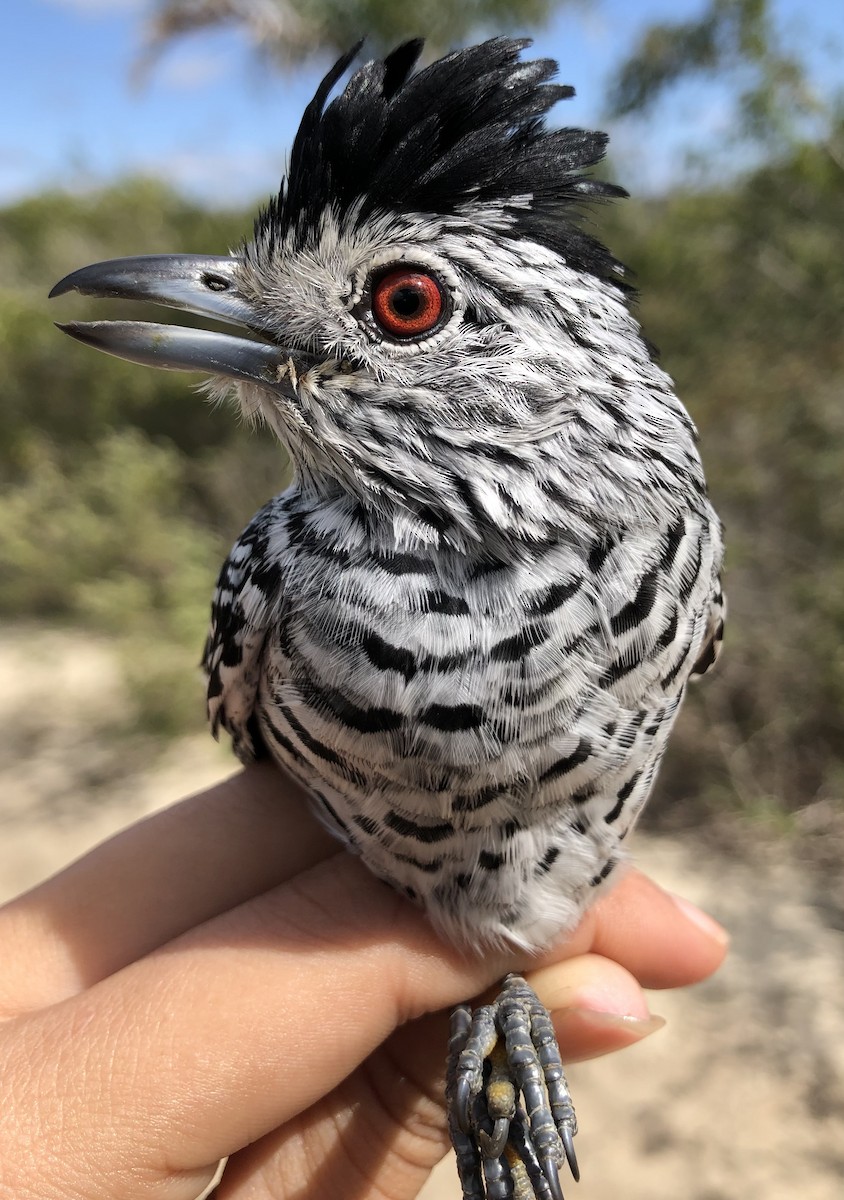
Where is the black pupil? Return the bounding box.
[390,285,423,317]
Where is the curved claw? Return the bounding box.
[477,1117,510,1160]
[454,1076,472,1134]
[541,1153,565,1200]
[561,1127,580,1182]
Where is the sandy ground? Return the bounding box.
[2,627,842,1199]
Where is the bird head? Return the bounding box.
[51,37,687,553]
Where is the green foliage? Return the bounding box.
[0,431,222,734]
[609,0,820,146]
[0,178,288,517]
[600,126,844,818]
[0,180,291,734]
[138,0,561,71]
[0,179,253,475]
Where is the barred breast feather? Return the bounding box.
[204,487,722,951]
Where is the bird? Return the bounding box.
[50,35,725,1200]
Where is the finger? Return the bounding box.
[2,849,724,1191]
[212,1049,450,1200]
[392,954,665,1099]
[1,854,726,1197]
[528,955,666,1062]
[210,954,666,1200]
[2,851,507,1197]
[547,867,728,988]
[0,764,336,1013]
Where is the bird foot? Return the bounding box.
[446,974,579,1200]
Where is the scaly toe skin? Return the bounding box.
[448,1005,475,1135]
[497,975,574,1193]
[455,1075,473,1135]
[446,975,578,1198]
[450,1002,500,1140]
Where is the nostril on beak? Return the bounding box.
[202,273,231,292]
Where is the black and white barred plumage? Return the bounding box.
[52,37,724,1195]
[198,39,724,950]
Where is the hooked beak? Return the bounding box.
[49,254,303,388]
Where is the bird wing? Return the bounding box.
[690,580,726,679]
[202,498,286,764]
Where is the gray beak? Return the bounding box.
[50,254,300,387]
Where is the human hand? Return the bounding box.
[0,763,727,1200]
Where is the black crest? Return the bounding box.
[255,37,628,284]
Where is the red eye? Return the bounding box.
[371,268,445,338]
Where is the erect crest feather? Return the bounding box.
[255,37,628,286]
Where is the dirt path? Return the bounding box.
[2,629,842,1199]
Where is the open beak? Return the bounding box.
[49,254,302,388]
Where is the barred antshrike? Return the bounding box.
[52,37,724,1200]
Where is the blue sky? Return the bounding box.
[2,0,842,208]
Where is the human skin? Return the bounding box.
[0,762,727,1200]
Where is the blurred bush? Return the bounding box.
[0,180,288,734]
[604,124,844,823]
[0,129,842,814]
[0,431,218,734]
[1,180,251,472]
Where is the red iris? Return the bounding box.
[371,268,444,338]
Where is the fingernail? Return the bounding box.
[564,1007,666,1040]
[667,892,730,946]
